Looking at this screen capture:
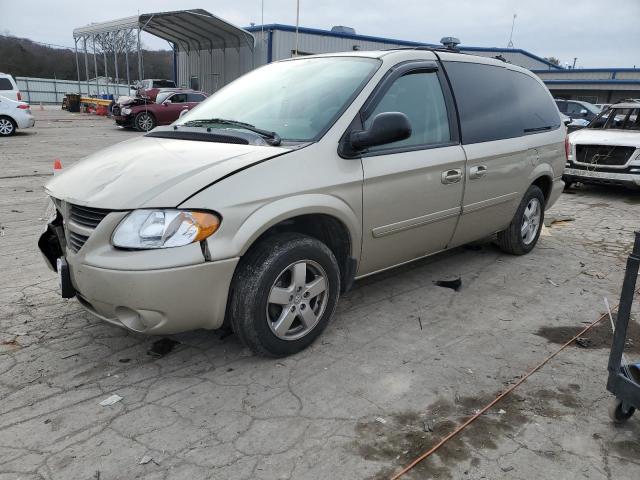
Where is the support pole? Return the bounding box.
[137,28,143,82]
[74,38,81,93]
[93,35,99,95]
[222,48,226,87]
[84,37,90,95]
[103,48,109,96]
[125,40,131,90]
[114,45,119,97]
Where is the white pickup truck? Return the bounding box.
[564,102,640,189]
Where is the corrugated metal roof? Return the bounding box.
[74,9,254,51]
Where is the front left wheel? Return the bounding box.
[134,112,156,132]
[0,116,16,136]
[230,233,340,357]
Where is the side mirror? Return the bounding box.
[162,100,170,106]
[580,108,588,115]
[350,112,412,150]
[563,118,571,126]
[179,108,189,118]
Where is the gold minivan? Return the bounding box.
[39,49,566,356]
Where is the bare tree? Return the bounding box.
[544,56,561,66]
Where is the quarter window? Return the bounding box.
[169,94,188,103]
[364,71,451,150]
[444,62,560,144]
[0,78,14,90]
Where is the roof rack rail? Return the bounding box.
[381,46,468,55]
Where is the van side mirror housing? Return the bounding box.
[350,112,412,150]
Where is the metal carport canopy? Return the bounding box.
[73,9,255,51]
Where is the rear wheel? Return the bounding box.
[134,111,156,132]
[495,185,545,255]
[230,233,340,357]
[0,116,16,136]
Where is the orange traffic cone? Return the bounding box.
[53,159,63,175]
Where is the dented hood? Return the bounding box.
[45,136,291,209]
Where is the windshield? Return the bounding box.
[155,91,174,104]
[589,107,640,130]
[582,102,601,115]
[177,56,380,141]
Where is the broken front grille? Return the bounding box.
[67,231,90,252]
[575,145,635,167]
[69,204,111,229]
[59,203,112,253]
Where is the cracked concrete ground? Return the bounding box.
[1,108,640,479]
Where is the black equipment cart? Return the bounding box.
[607,231,640,423]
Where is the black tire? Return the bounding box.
[562,176,574,190]
[495,185,545,255]
[609,399,635,423]
[230,233,340,357]
[0,116,17,136]
[134,111,156,132]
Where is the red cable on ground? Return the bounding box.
[390,288,640,480]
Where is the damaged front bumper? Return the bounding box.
[37,204,238,334]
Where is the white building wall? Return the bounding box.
[271,30,412,60]
[176,45,254,93]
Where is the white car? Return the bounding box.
[565,102,640,189]
[0,73,23,101]
[0,95,35,136]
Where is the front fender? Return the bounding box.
[209,194,362,261]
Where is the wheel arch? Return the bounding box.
[228,194,361,290]
[528,164,555,206]
[0,114,17,125]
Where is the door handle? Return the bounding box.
[441,168,463,184]
[469,165,488,180]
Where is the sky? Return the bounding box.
[1,0,639,68]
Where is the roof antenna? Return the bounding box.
[507,13,516,48]
[294,0,300,56]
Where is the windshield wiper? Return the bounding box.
[182,118,281,146]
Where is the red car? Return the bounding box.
[114,89,208,132]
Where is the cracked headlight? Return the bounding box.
[112,209,220,249]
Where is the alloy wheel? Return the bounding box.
[137,113,154,131]
[266,260,329,341]
[521,197,541,245]
[0,118,14,135]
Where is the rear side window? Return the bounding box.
[364,71,451,150]
[444,62,560,144]
[0,78,14,90]
[187,93,206,102]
